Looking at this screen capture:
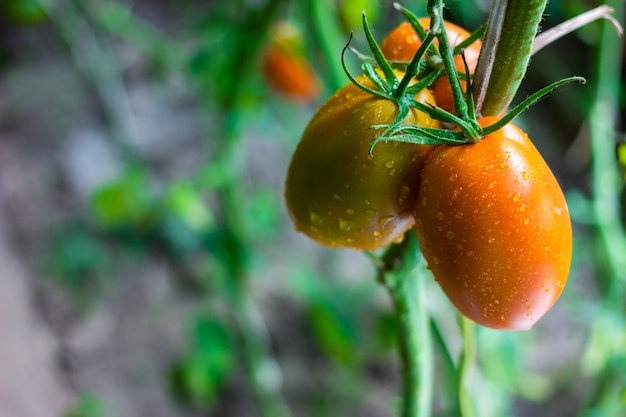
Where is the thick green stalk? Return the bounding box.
[380,234,433,417]
[457,317,476,417]
[588,0,626,299]
[473,0,548,116]
[311,0,348,92]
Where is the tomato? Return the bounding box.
[414,117,572,330]
[380,19,482,113]
[285,73,439,250]
[262,22,320,103]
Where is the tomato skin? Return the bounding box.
[285,74,439,250]
[380,19,482,113]
[415,117,572,330]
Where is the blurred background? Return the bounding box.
[0,0,624,416]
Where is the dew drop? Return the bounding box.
[405,35,416,45]
[446,231,455,239]
[364,199,371,206]
[339,218,354,231]
[523,218,530,225]
[488,181,496,189]
[455,211,464,219]
[379,215,394,228]
[310,212,323,224]
[365,209,376,218]
[399,185,411,198]
[388,168,397,176]
[373,231,382,238]
[519,204,527,212]
[449,173,458,182]
[488,237,496,243]
[346,208,355,215]
[512,193,521,202]
[384,160,396,168]
[522,171,529,180]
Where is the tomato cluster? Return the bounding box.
[285,19,572,330]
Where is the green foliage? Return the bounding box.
[89,167,157,233]
[47,225,109,310]
[26,0,626,416]
[169,315,235,410]
[63,394,106,417]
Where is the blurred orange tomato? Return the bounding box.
[262,22,320,103]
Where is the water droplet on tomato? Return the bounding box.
[488,237,496,243]
[488,181,496,189]
[310,212,323,224]
[512,193,521,202]
[436,211,444,220]
[379,215,394,228]
[339,218,353,231]
[333,194,342,202]
[522,171,529,180]
[449,173,458,182]
[388,168,397,176]
[346,208,354,215]
[384,160,396,168]
[446,231,455,239]
[519,204,527,212]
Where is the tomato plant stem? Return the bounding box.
[380,234,433,417]
[311,0,349,92]
[473,0,548,116]
[577,2,626,413]
[457,317,476,417]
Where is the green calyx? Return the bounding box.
[342,0,587,155]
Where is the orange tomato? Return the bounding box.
[414,117,572,330]
[285,72,438,250]
[380,19,482,113]
[262,22,320,103]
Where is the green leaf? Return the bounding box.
[89,167,158,232]
[169,316,235,410]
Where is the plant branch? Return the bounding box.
[473,0,548,116]
[379,234,433,417]
[532,5,623,55]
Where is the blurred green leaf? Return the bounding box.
[338,0,381,32]
[47,225,110,309]
[165,180,215,233]
[89,167,158,232]
[63,394,105,417]
[1,0,47,26]
[169,315,235,409]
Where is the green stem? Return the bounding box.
[311,0,348,92]
[588,0,626,301]
[380,234,433,417]
[209,1,292,416]
[457,317,476,417]
[232,293,291,417]
[473,0,548,116]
